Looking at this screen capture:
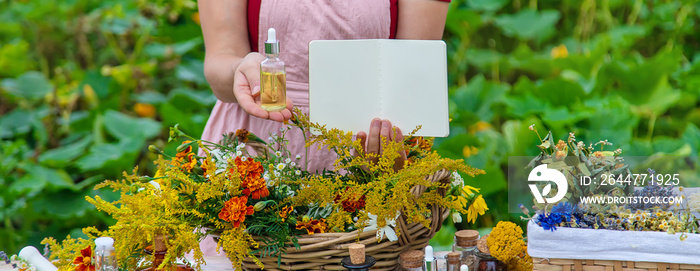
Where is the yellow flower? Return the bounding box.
[466,195,489,223]
[551,44,568,59]
[134,103,156,118]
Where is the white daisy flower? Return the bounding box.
[364,213,399,242]
[241,157,247,161]
[236,143,246,149]
[277,163,286,170]
[296,154,301,159]
[290,162,296,167]
[452,212,462,223]
[275,151,282,157]
[285,158,292,164]
[236,150,243,157]
[451,171,464,188]
[295,170,301,176]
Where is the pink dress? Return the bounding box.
[200,0,391,173]
[198,0,391,255]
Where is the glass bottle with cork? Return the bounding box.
[260,27,286,111]
[474,234,504,271]
[452,230,479,270]
[399,250,424,271]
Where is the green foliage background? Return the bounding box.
[1,0,699,254]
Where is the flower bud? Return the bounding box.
[139,176,151,183]
[176,142,191,153]
[148,145,162,154]
[254,201,267,212]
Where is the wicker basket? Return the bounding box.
[533,258,700,271]
[240,169,453,271]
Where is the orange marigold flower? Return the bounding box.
[134,103,156,118]
[202,158,215,178]
[233,156,264,179]
[334,188,366,213]
[279,206,294,222]
[218,196,255,228]
[296,217,328,235]
[73,245,95,271]
[176,140,193,158]
[235,129,249,143]
[177,152,197,172]
[242,175,270,200]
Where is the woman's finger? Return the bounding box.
[366,118,382,161]
[379,119,391,154]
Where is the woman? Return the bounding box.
[196,0,449,254]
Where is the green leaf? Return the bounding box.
[533,79,587,107]
[450,75,509,122]
[33,190,97,219]
[75,141,135,172]
[133,91,167,105]
[176,58,207,85]
[1,71,53,100]
[494,9,560,41]
[167,87,217,108]
[682,124,700,157]
[103,110,162,140]
[144,37,203,58]
[466,0,508,12]
[38,136,93,168]
[9,164,74,194]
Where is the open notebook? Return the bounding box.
[308,39,449,137]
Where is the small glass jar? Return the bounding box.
[452,230,479,271]
[399,250,425,271]
[445,252,461,271]
[474,252,504,271]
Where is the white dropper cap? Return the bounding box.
[267,28,277,43]
[461,264,469,271]
[424,245,434,261]
[95,237,115,253]
[264,28,280,54]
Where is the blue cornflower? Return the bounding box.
[536,212,563,231]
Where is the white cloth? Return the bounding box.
[527,220,700,264]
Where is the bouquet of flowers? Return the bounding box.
[42,110,486,271]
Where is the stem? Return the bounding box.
[646,114,657,142]
[627,0,642,25]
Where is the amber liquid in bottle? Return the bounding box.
[261,71,286,111]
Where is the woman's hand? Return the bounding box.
[356,118,407,172]
[233,53,294,122]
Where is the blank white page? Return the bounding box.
[309,40,380,134]
[380,40,449,137]
[308,39,449,137]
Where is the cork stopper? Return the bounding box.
[455,230,479,247]
[154,234,167,252]
[348,244,365,265]
[446,252,461,264]
[399,250,424,268]
[477,234,490,254]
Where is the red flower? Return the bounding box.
[218,196,255,228]
[334,187,366,213]
[73,245,95,271]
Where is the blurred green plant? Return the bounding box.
[431,0,700,249]
[0,0,211,253]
